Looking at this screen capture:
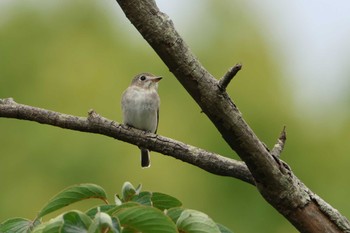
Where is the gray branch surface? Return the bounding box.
[115,0,350,232]
[218,63,242,90]
[0,98,254,184]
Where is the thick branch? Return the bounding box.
[0,98,254,184]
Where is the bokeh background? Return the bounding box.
[1,0,350,232]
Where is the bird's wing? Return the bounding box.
[155,108,159,134]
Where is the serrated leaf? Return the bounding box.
[0,218,34,233]
[217,223,234,233]
[177,209,221,233]
[151,192,182,210]
[61,211,91,233]
[115,205,177,233]
[37,184,107,218]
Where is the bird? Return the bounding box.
[121,73,162,168]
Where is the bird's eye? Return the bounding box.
[139,75,146,81]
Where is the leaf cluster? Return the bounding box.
[0,182,232,233]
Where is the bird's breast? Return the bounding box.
[122,87,159,132]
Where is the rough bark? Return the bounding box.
[0,98,253,184]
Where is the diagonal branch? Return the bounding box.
[0,98,254,185]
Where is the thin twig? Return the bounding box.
[218,63,242,90]
[271,126,287,158]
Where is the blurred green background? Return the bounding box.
[0,1,349,232]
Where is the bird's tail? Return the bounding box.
[140,148,151,168]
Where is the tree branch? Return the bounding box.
[218,63,242,90]
[271,126,287,158]
[0,98,254,185]
[115,0,350,232]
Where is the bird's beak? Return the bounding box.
[151,76,162,82]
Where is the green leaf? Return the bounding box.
[177,209,221,233]
[85,205,118,219]
[32,217,62,233]
[130,192,182,210]
[115,205,177,233]
[88,211,120,233]
[40,221,62,233]
[165,207,185,223]
[121,182,136,202]
[33,211,92,233]
[0,218,35,233]
[32,211,92,233]
[115,194,122,206]
[131,191,152,206]
[86,203,140,220]
[37,184,107,218]
[134,184,142,195]
[151,192,182,210]
[217,223,234,233]
[61,211,91,233]
[108,202,141,217]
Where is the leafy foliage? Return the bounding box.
[0,182,233,233]
[37,183,108,218]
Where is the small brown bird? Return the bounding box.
[121,73,162,167]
